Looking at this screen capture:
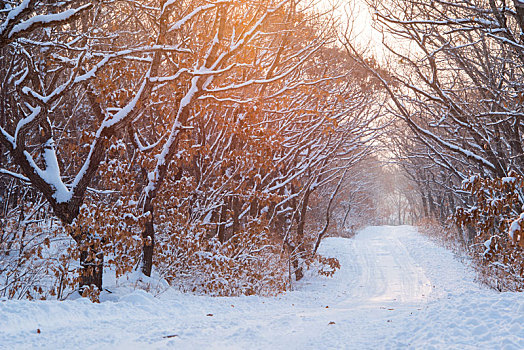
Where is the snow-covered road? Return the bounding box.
[1,226,523,349]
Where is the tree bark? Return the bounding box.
[78,237,103,293]
[141,201,155,277]
[293,187,311,281]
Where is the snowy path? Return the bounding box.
[1,226,523,349]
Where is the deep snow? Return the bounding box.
[0,225,522,349]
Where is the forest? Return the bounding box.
[0,0,523,303]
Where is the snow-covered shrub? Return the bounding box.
[155,222,289,296]
[454,173,524,291]
[144,116,292,296]
[0,189,76,300]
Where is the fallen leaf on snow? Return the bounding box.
[163,334,178,339]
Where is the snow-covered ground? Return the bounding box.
[1,226,522,349]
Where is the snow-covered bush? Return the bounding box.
[454,174,524,291]
[0,192,76,300]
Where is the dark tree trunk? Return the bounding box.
[141,202,155,277]
[292,257,303,281]
[140,167,183,277]
[231,197,241,236]
[293,187,311,281]
[79,238,104,293]
[217,201,228,243]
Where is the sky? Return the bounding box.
[318,0,385,58]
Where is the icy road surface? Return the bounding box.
[1,226,523,349]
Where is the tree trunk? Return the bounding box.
[141,201,155,277]
[428,190,437,217]
[293,187,311,281]
[421,192,428,218]
[217,201,228,243]
[231,197,241,236]
[292,257,303,281]
[79,238,103,293]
